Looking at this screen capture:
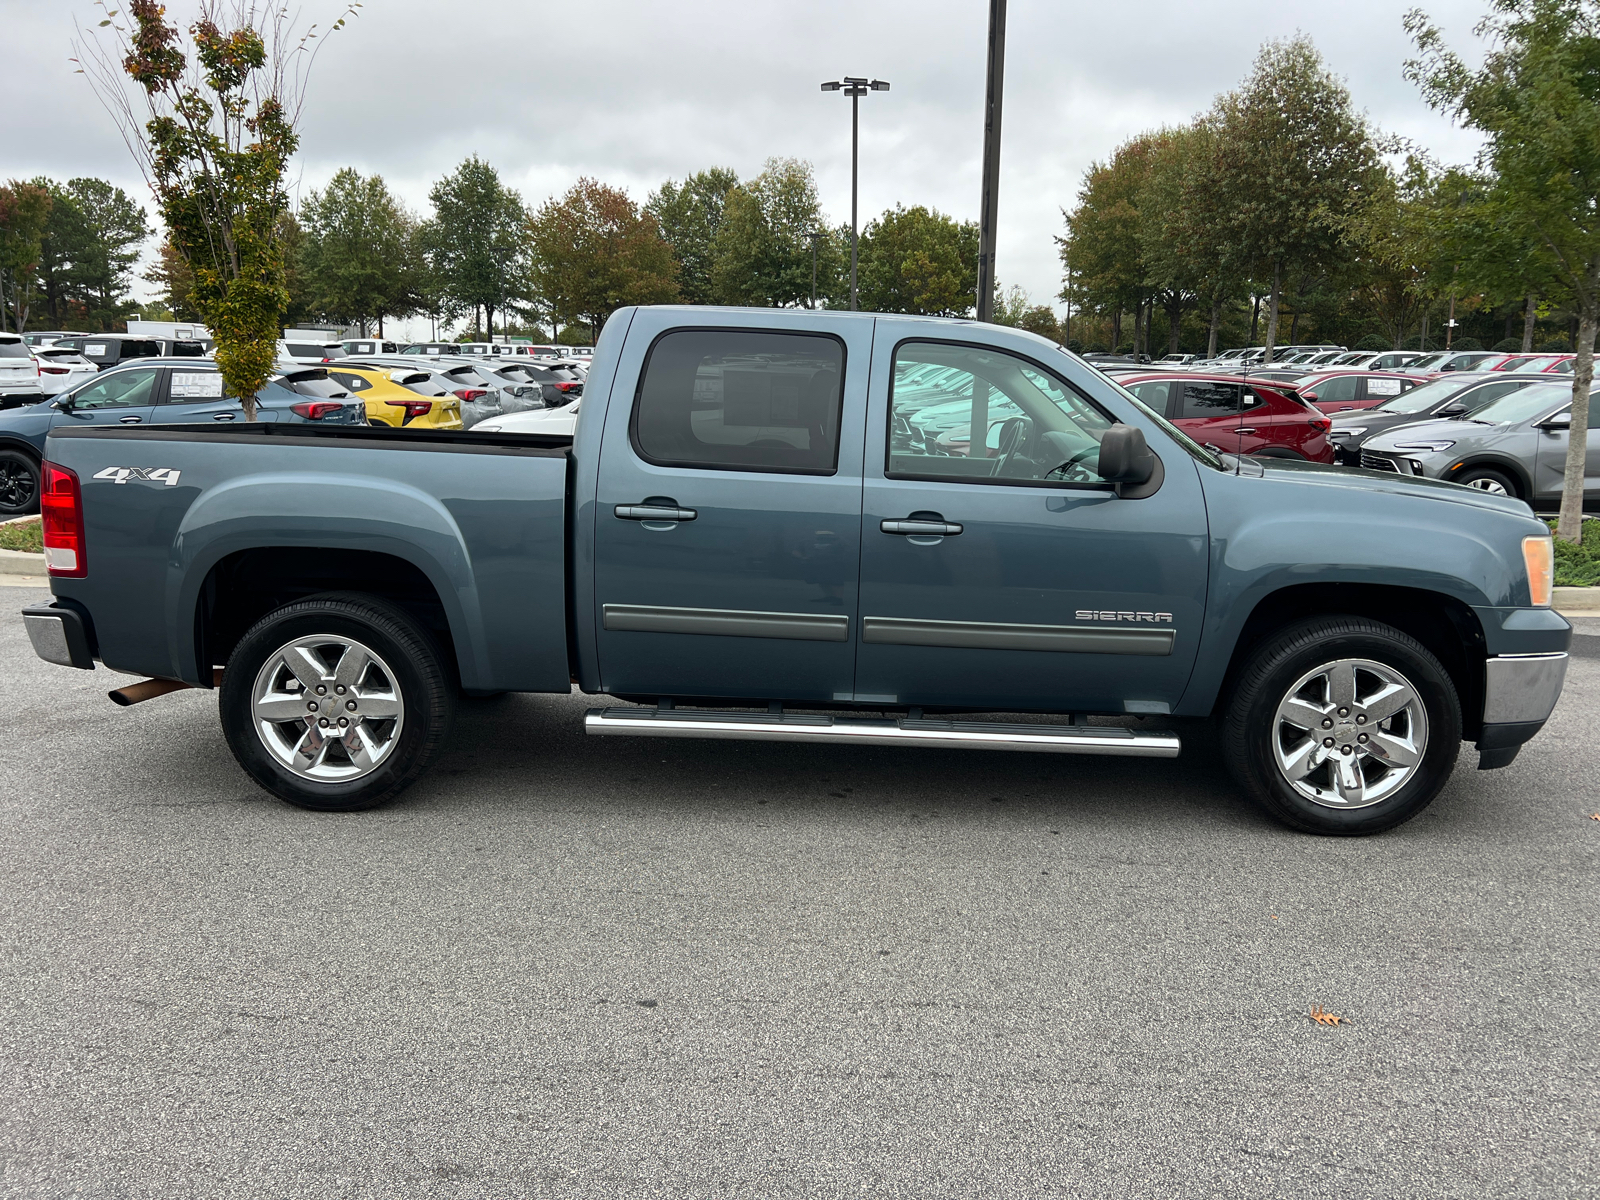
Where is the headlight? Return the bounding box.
[1522,535,1553,607]
[1330,427,1366,439]
[1391,439,1455,451]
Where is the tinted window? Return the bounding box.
[328,370,373,391]
[70,368,159,409]
[887,341,1114,486]
[0,339,28,359]
[631,329,844,474]
[1175,381,1243,418]
[1125,381,1171,413]
[284,376,351,398]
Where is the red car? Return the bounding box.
[1293,370,1427,413]
[1118,372,1334,462]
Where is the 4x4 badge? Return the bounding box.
[92,466,182,486]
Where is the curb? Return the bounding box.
[1555,586,1598,612]
[0,548,45,576]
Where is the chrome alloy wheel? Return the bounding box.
[1272,657,1428,809]
[1465,477,1510,495]
[250,635,404,782]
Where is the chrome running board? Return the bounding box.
[583,707,1180,758]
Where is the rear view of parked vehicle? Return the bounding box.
[327,366,463,429]
[0,334,44,408]
[31,347,99,396]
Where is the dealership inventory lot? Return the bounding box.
[2,592,1596,1199]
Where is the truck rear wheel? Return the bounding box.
[1223,616,1461,835]
[219,594,455,811]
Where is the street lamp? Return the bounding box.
[821,76,889,311]
[807,231,826,308]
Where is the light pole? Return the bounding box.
[821,76,889,311]
[976,0,1008,323]
[807,231,826,308]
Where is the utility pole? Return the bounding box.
[808,231,825,308]
[822,76,889,311]
[975,0,1007,323]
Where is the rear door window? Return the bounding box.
[1313,375,1360,403]
[1175,381,1244,418]
[630,329,845,474]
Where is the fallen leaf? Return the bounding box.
[1309,1006,1344,1027]
[1589,813,1599,821]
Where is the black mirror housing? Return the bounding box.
[1098,425,1157,496]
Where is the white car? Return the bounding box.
[0,334,44,407]
[276,339,347,363]
[474,400,579,437]
[31,346,98,395]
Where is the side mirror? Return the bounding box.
[1438,403,1466,417]
[1098,425,1156,496]
[1539,411,1572,430]
[51,397,73,412]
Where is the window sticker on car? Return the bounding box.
[170,372,225,398]
[1368,378,1402,396]
[86,343,109,356]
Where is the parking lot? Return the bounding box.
[2,584,1596,1199]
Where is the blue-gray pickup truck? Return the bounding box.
[21,307,1572,835]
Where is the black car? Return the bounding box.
[1327,373,1542,465]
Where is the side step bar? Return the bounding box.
[584,707,1180,758]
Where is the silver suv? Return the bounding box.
[1359,380,1599,507]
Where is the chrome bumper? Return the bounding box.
[22,606,95,670]
[1483,652,1568,725]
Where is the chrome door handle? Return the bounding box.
[119,415,143,424]
[1236,427,1256,435]
[212,413,236,421]
[615,504,697,522]
[881,518,963,536]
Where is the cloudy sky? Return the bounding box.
[3,0,1492,335]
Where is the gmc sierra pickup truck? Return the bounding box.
[21,307,1572,835]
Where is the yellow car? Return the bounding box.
[327,366,464,430]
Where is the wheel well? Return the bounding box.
[196,547,456,677]
[1221,583,1487,738]
[1449,458,1530,498]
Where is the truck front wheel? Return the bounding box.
[219,594,455,811]
[1223,616,1462,835]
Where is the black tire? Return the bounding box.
[1454,465,1519,499]
[1223,616,1462,836]
[0,448,40,516]
[219,593,455,812]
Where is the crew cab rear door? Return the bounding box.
[856,324,1208,715]
[591,311,871,703]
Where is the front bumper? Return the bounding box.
[1476,651,1569,769]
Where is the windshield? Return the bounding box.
[1372,376,1479,414]
[1407,353,1446,369]
[1469,383,1579,425]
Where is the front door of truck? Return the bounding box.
[856,331,1209,715]
[592,315,870,702]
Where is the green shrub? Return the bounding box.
[0,518,42,554]
[1538,339,1570,353]
[1548,518,1600,587]
[1452,336,1483,350]
[1491,337,1523,352]
[1354,333,1389,351]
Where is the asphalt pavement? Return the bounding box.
[2,586,1596,1200]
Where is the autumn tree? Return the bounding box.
[1409,0,1600,542]
[712,158,831,308]
[79,1,354,417]
[1208,37,1380,363]
[646,167,739,306]
[853,204,976,316]
[527,177,678,339]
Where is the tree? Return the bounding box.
[853,204,976,316]
[424,157,528,339]
[712,158,831,307]
[527,177,678,339]
[0,180,51,332]
[301,168,415,335]
[1019,306,1061,342]
[646,167,739,306]
[1060,138,1156,355]
[80,1,354,417]
[1208,37,1381,362]
[144,237,201,322]
[1408,0,1600,543]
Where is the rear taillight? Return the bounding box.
[40,366,69,375]
[454,388,488,403]
[385,399,433,420]
[1309,416,1331,430]
[291,401,346,420]
[40,461,87,577]
[554,381,581,394]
